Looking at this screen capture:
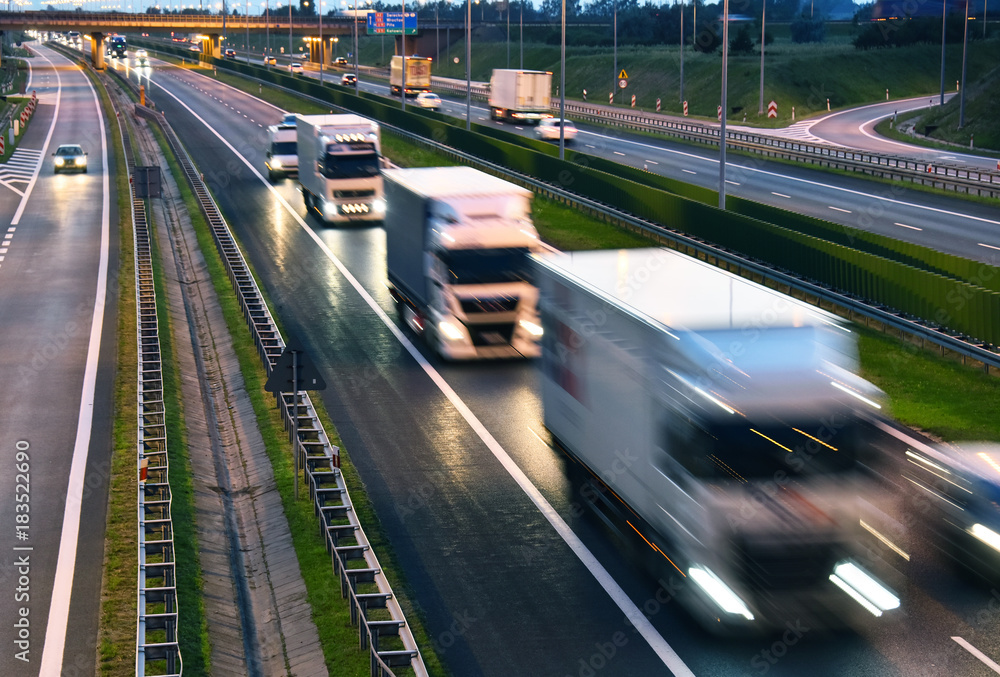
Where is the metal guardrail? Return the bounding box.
[130,98,427,676]
[122,108,183,677]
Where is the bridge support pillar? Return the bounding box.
[90,33,105,70]
[307,38,327,66]
[202,34,221,59]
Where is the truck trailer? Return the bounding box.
[384,167,544,360]
[390,55,432,97]
[533,247,901,632]
[488,69,552,124]
[295,114,385,224]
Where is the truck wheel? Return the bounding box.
[303,191,313,210]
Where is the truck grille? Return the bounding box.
[334,189,376,198]
[733,539,840,591]
[460,297,519,314]
[468,323,515,346]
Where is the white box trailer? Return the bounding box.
[533,247,901,632]
[296,114,385,224]
[489,69,552,123]
[384,167,543,359]
[390,55,432,97]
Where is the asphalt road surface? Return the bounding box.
[122,56,1000,677]
[0,44,117,677]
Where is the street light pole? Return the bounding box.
[719,0,729,210]
[466,0,471,130]
[507,0,510,67]
[520,0,524,68]
[559,0,566,159]
[401,0,406,111]
[319,0,323,84]
[758,0,765,115]
[246,0,250,63]
[353,0,359,93]
[613,0,617,103]
[959,0,969,128]
[288,0,293,63]
[939,0,946,105]
[679,0,684,104]
[265,0,270,65]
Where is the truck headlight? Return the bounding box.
[373,198,386,214]
[970,523,1000,553]
[688,566,754,621]
[518,319,543,337]
[438,320,465,341]
[829,561,899,617]
[271,157,282,169]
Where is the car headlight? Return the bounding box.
[518,319,543,337]
[271,158,282,169]
[54,157,64,166]
[372,199,386,214]
[79,156,87,166]
[438,320,466,341]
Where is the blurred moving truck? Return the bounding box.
[489,69,552,124]
[384,167,544,360]
[296,114,385,224]
[390,55,432,97]
[533,248,901,632]
[265,122,298,181]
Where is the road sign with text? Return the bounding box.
[367,12,417,35]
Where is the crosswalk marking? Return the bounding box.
[0,148,45,195]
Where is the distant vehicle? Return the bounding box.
[293,53,308,60]
[536,118,576,142]
[389,55,432,97]
[223,47,237,59]
[414,92,441,110]
[134,49,149,66]
[296,114,385,225]
[489,69,552,124]
[265,124,298,181]
[280,113,297,127]
[532,247,900,633]
[340,73,357,86]
[53,144,88,173]
[905,443,1000,582]
[107,35,127,58]
[384,167,543,360]
[289,61,304,75]
[334,56,348,66]
[264,55,277,66]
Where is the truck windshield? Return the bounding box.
[441,248,532,285]
[321,147,380,179]
[271,141,296,155]
[669,418,861,481]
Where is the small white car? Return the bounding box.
[414,92,441,111]
[134,49,149,66]
[536,118,577,143]
[289,61,304,75]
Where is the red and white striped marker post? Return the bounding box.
[656,98,661,112]
[631,94,636,108]
[609,92,614,104]
[767,100,777,119]
[683,100,688,116]
[717,105,722,121]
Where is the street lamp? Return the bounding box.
[520,0,523,68]
[680,0,684,104]
[719,0,730,210]
[758,0,765,115]
[559,0,566,159]
[959,0,969,128]
[466,0,471,130]
[939,0,946,106]
[333,35,338,58]
[318,0,324,84]
[401,0,406,111]
[246,0,250,63]
[265,0,270,66]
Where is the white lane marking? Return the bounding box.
[952,637,1000,674]
[12,51,63,224]
[155,75,696,677]
[39,50,111,676]
[682,169,696,175]
[577,129,1000,229]
[0,248,6,253]
[979,243,1000,252]
[613,151,626,156]
[772,192,791,198]
[828,206,852,213]
[725,180,740,186]
[586,144,596,148]
[894,222,922,231]
[645,160,659,165]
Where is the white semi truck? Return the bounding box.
[390,55,432,97]
[384,167,544,360]
[533,247,901,632]
[265,122,298,181]
[295,114,385,224]
[488,69,552,124]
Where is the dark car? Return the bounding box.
[340,73,357,86]
[53,144,88,173]
[223,47,236,59]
